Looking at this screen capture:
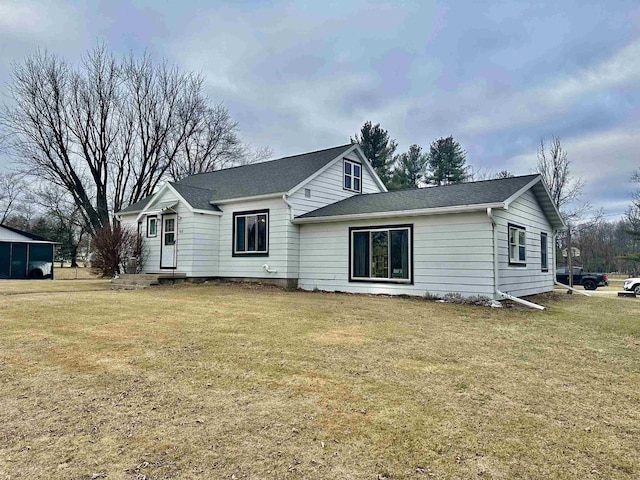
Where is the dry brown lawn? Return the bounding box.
[53,266,100,281]
[0,281,639,479]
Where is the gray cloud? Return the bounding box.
[0,0,638,219]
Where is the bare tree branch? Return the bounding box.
[1,45,264,236]
[0,172,26,224]
[536,136,588,222]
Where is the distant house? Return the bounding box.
[117,144,565,301]
[0,224,57,279]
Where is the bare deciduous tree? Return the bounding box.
[536,136,587,221]
[1,45,262,236]
[0,172,25,224]
[469,168,514,181]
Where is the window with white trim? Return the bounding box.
[147,217,157,237]
[350,225,412,282]
[344,159,362,192]
[509,224,526,265]
[233,210,269,256]
[540,232,548,271]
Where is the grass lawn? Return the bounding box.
[0,282,639,479]
[53,266,101,281]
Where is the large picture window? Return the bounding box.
[350,225,412,283]
[344,159,362,192]
[509,224,526,265]
[233,210,269,256]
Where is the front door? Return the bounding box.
[160,214,177,269]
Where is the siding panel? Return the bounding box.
[288,151,383,217]
[298,212,495,297]
[494,189,555,297]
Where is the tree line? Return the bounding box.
[351,121,475,190]
[1,45,638,274]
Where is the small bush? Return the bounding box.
[423,291,441,301]
[442,292,494,307]
[91,224,147,277]
[465,295,495,307]
[442,292,464,303]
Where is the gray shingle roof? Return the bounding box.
[169,183,222,211]
[175,144,354,202]
[117,144,354,214]
[118,196,153,214]
[297,174,541,219]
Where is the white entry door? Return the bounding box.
[160,214,177,269]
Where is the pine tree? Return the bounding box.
[388,144,428,190]
[351,121,397,184]
[425,136,470,186]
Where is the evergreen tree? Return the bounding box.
[351,121,397,183]
[388,144,428,190]
[425,136,470,186]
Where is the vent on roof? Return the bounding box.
[305,188,311,198]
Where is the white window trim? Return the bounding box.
[233,211,269,255]
[509,224,527,265]
[350,226,412,283]
[344,159,362,193]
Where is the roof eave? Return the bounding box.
[292,202,505,224]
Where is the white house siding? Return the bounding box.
[119,188,205,276]
[217,197,298,280]
[298,212,495,297]
[0,227,32,242]
[288,152,382,217]
[494,189,554,297]
[188,213,220,277]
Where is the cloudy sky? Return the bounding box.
[1,0,638,218]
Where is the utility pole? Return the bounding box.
[567,224,573,294]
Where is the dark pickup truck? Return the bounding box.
[556,267,609,290]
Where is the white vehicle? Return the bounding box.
[28,260,53,278]
[623,277,640,295]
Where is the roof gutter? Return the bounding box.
[293,202,505,224]
[486,207,545,310]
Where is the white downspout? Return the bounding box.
[487,207,545,310]
[282,193,294,221]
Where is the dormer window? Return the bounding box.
[344,159,362,193]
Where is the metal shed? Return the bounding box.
[0,224,57,279]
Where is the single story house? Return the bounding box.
[0,224,57,279]
[117,144,565,302]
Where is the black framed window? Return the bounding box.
[233,210,269,256]
[344,159,362,192]
[541,232,548,271]
[509,224,526,265]
[350,225,412,283]
[147,216,158,237]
